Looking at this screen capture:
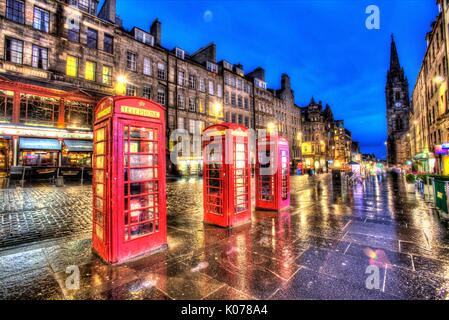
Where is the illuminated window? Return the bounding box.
[102,66,112,86]
[126,84,137,96]
[66,55,78,77]
[85,61,96,81]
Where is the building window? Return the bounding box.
[64,101,93,129]
[143,86,151,99]
[67,17,80,42]
[134,29,154,46]
[189,98,196,112]
[237,95,243,108]
[85,61,96,81]
[31,45,48,70]
[217,85,222,98]
[208,81,215,95]
[178,71,186,86]
[0,90,14,122]
[231,113,236,123]
[225,92,229,104]
[5,38,23,64]
[6,0,25,24]
[66,56,78,77]
[102,66,112,86]
[207,61,218,73]
[143,58,152,76]
[199,79,206,92]
[231,93,236,107]
[157,63,166,80]
[157,89,166,105]
[244,97,249,110]
[177,117,185,129]
[127,52,137,71]
[244,116,249,128]
[189,75,196,89]
[33,7,50,32]
[178,95,185,109]
[198,99,204,113]
[126,84,137,96]
[87,28,98,49]
[19,94,59,127]
[238,114,243,124]
[175,48,185,60]
[103,34,113,53]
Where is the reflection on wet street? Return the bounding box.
[1,174,449,299]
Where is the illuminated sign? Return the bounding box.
[1,63,48,79]
[442,143,449,149]
[0,125,93,140]
[97,106,112,119]
[120,106,160,118]
[434,145,448,155]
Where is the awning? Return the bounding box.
[19,138,61,150]
[64,140,93,152]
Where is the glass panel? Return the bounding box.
[95,183,104,198]
[96,156,104,169]
[96,142,105,154]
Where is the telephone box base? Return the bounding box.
[203,218,251,229]
[92,243,168,265]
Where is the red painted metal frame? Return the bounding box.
[256,135,291,211]
[92,96,166,264]
[202,123,251,228]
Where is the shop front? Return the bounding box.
[0,77,97,182]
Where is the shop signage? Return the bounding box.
[2,63,48,79]
[120,106,160,119]
[442,143,449,149]
[97,106,112,119]
[0,125,92,140]
[434,145,448,155]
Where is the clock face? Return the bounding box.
[395,102,402,108]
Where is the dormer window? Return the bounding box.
[175,48,185,60]
[207,61,218,73]
[223,61,233,71]
[69,0,98,15]
[134,29,154,46]
[235,67,244,76]
[255,78,267,90]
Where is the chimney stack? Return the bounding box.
[98,0,116,23]
[150,19,162,46]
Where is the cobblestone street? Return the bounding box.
[1,174,449,300]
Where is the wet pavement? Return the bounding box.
[1,174,449,300]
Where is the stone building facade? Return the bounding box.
[409,2,448,174]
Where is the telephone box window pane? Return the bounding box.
[96,128,105,142]
[95,170,104,183]
[129,154,156,167]
[130,127,155,140]
[96,225,103,241]
[96,142,105,154]
[95,197,104,211]
[127,182,158,196]
[96,156,104,169]
[95,184,104,198]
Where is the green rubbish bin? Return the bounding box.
[434,179,449,214]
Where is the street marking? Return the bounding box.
[342,220,352,231]
[343,243,351,255]
[382,265,387,293]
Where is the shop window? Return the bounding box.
[66,55,78,77]
[20,94,59,127]
[103,34,113,53]
[85,61,96,81]
[62,149,92,167]
[0,90,14,122]
[64,101,93,129]
[19,151,58,167]
[5,38,23,64]
[33,6,49,32]
[87,28,98,49]
[31,45,48,70]
[102,65,112,86]
[6,0,24,24]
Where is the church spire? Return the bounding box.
[390,34,401,71]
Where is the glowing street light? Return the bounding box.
[267,122,276,134]
[434,75,445,84]
[115,74,128,95]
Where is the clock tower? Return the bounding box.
[386,34,410,165]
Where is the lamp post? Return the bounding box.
[115,75,128,95]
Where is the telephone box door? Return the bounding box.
[203,135,228,227]
[116,119,166,262]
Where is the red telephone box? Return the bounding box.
[202,123,251,228]
[256,135,290,211]
[92,96,167,264]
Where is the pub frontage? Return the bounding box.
[0,76,99,184]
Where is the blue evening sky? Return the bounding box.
[104,0,438,159]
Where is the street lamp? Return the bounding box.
[115,74,128,95]
[267,122,276,134]
[213,101,223,123]
[434,75,445,84]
